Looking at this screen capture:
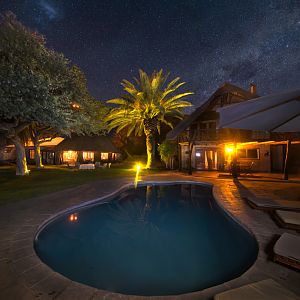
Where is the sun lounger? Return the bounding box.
[246,196,300,211]
[274,210,300,230]
[214,279,299,300]
[273,233,300,270]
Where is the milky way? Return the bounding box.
[1,0,300,108]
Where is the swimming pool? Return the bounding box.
[34,183,258,296]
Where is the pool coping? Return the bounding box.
[1,175,300,299]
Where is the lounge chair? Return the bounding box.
[273,233,300,270]
[239,161,255,175]
[245,196,300,211]
[214,279,299,300]
[273,210,300,231]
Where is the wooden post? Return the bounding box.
[188,141,193,175]
[177,137,182,171]
[283,140,291,180]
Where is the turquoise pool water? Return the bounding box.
[34,183,258,296]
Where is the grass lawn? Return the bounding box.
[0,165,139,205]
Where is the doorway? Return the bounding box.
[195,148,217,170]
[270,145,285,172]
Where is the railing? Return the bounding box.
[178,129,218,142]
[178,128,253,143]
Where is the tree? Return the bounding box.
[112,129,146,157]
[0,12,106,174]
[26,68,108,169]
[158,140,177,169]
[105,69,193,169]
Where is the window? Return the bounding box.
[238,148,259,159]
[63,151,78,162]
[208,121,216,129]
[247,149,259,159]
[4,147,13,153]
[29,150,35,160]
[101,152,109,160]
[83,151,94,161]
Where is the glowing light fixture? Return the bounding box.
[71,102,80,109]
[195,152,201,157]
[225,146,234,154]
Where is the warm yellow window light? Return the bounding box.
[63,151,77,162]
[101,152,109,160]
[83,151,94,161]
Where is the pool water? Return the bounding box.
[34,183,258,296]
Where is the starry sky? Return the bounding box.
[1,0,300,108]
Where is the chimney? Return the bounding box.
[250,83,257,95]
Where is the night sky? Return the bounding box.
[1,0,300,108]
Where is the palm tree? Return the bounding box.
[105,69,193,169]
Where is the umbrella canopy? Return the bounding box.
[218,89,300,132]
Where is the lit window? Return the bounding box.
[63,151,78,162]
[29,150,35,160]
[101,152,109,160]
[83,151,94,161]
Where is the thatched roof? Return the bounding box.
[166,82,257,140]
[55,135,120,152]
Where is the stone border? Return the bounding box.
[1,175,299,299]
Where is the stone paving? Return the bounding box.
[0,172,299,299]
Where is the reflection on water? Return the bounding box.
[35,184,258,296]
[68,213,78,222]
[134,164,141,188]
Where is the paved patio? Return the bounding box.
[0,172,299,299]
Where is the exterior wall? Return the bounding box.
[180,141,272,172]
[180,144,189,169]
[0,146,121,166]
[237,144,271,172]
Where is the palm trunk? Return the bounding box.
[144,118,158,169]
[11,136,29,176]
[144,129,154,169]
[34,141,44,169]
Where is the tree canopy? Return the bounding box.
[0,12,107,174]
[105,69,193,168]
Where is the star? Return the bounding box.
[1,0,299,105]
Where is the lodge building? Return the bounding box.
[166,83,300,174]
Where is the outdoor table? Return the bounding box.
[79,164,95,170]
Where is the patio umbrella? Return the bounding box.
[218,88,300,179]
[218,89,300,132]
